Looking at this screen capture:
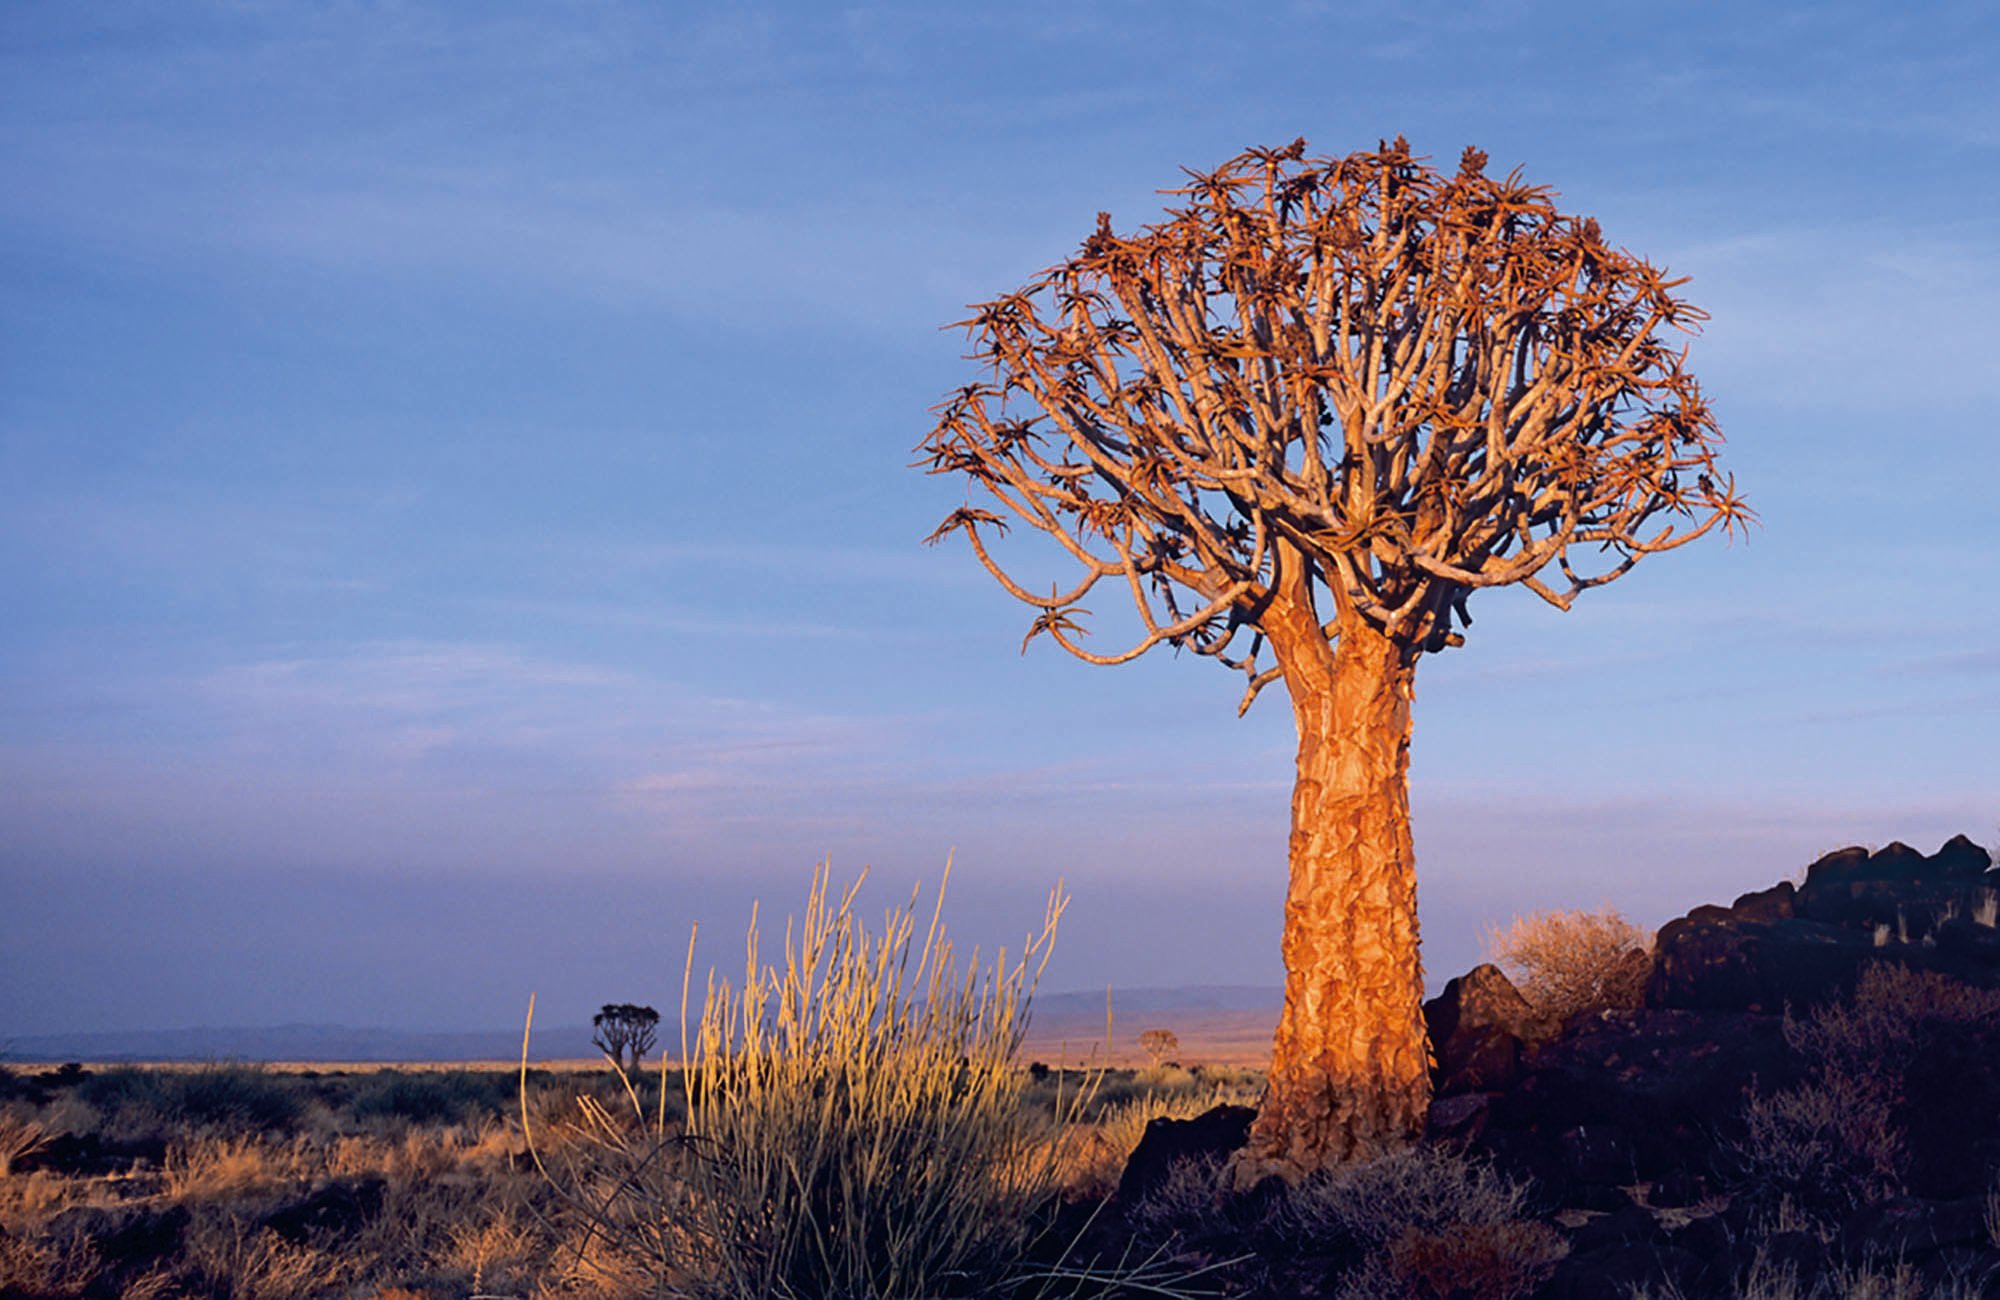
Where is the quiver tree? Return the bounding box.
[919,137,1746,1181]
[592,1002,661,1075]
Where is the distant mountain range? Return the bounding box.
[0,986,1284,1064]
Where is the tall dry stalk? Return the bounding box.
[522,862,1205,1299]
[677,860,1071,1298]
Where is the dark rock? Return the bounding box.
[1729,881,1796,923]
[1794,837,1998,934]
[1558,1124,1638,1189]
[1425,1091,1491,1143]
[1933,835,1994,877]
[1899,1020,2000,1198]
[1115,1105,1254,1206]
[1483,1009,1791,1185]
[1542,1243,1703,1300]
[1565,1202,1660,1254]
[1648,913,1882,1012]
[1844,1194,1990,1260]
[1648,1168,1712,1208]
[1661,1210,1729,1265]
[260,1176,387,1244]
[20,1131,167,1177]
[46,1204,188,1276]
[1424,963,1550,1097]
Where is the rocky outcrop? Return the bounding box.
[1111,835,2000,1297]
[1423,963,1556,1097]
[1648,837,2000,1013]
[1114,1104,1256,1206]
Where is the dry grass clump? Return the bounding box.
[529,862,1206,1299]
[1485,905,1652,1022]
[0,1111,50,1177]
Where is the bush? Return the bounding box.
[1278,1147,1560,1300]
[1731,963,2000,1230]
[1283,1145,1537,1251]
[529,863,1201,1299]
[1485,906,1651,1022]
[76,1063,306,1136]
[349,1071,515,1127]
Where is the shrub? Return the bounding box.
[349,1071,515,1128]
[1283,1145,1538,1251]
[1485,906,1651,1022]
[528,862,1202,1299]
[1277,1147,1559,1300]
[0,1112,49,1177]
[76,1063,306,1137]
[1731,963,2000,1231]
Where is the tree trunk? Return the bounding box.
[1233,595,1428,1183]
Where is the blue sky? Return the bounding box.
[3,1,1996,1039]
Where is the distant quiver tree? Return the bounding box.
[919,137,1747,1180]
[592,1002,660,1075]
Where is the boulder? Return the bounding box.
[1564,1202,1660,1254]
[1728,880,1796,923]
[1482,1009,1792,1187]
[1699,1230,1822,1295]
[1647,913,1881,1012]
[1425,1092,1491,1143]
[1114,1104,1254,1206]
[46,1204,188,1280]
[261,1175,387,1244]
[1423,963,1552,1096]
[1541,1242,1704,1300]
[1795,838,1996,933]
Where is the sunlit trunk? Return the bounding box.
[1233,591,1428,1183]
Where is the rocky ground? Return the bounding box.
[1111,835,2000,1298]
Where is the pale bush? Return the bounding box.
[0,1113,48,1178]
[162,1135,288,1201]
[1485,906,1652,1022]
[1284,1145,1538,1251]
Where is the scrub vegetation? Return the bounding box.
[9,856,2000,1297]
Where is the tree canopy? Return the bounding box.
[923,136,1748,712]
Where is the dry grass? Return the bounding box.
[1269,1147,1560,1300]
[524,862,1218,1299]
[0,1062,624,1299]
[0,1111,50,1177]
[1484,905,1652,1023]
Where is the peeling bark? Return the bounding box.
[1233,585,1429,1183]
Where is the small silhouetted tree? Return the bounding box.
[1138,1028,1180,1067]
[920,138,1746,1180]
[592,1003,660,1075]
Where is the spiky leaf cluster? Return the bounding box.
[921,138,1747,711]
